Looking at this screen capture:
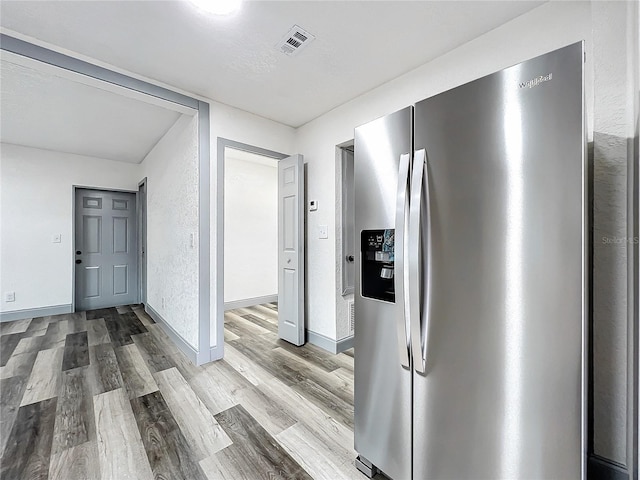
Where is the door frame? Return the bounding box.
[138,178,148,306]
[338,141,355,296]
[215,138,288,359]
[71,185,138,313]
[3,34,213,365]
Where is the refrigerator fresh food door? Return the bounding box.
[412,42,585,479]
[354,106,413,480]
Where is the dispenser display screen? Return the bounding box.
[361,229,395,303]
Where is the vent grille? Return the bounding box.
[276,25,315,56]
[286,38,302,48]
[293,31,308,42]
[348,300,355,334]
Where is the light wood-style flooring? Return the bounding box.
[0,303,367,479]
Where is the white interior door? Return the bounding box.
[278,154,305,345]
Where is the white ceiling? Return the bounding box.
[0,0,545,128]
[0,54,191,163]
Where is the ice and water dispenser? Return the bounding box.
[360,229,395,303]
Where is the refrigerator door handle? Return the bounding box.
[409,148,429,374]
[394,153,411,369]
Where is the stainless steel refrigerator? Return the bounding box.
[353,42,586,480]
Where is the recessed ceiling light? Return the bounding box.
[189,0,241,16]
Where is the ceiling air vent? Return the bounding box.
[276,25,315,56]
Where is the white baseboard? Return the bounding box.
[224,295,277,311]
[336,335,354,353]
[307,330,354,354]
[145,304,200,365]
[0,304,73,322]
[209,344,224,362]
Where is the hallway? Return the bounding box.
[0,304,361,479]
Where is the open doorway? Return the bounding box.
[223,147,279,310]
[336,141,356,355]
[221,144,281,373]
[216,140,285,356]
[0,36,211,365]
[216,139,305,357]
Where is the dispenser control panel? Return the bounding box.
[361,229,395,303]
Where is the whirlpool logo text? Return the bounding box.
[519,73,553,89]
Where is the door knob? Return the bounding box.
[76,250,82,255]
[346,255,355,262]
[75,259,82,264]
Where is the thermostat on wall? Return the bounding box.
[309,200,318,211]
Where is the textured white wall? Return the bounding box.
[140,114,199,348]
[591,0,638,465]
[296,0,593,341]
[0,143,139,313]
[224,154,278,303]
[209,100,296,347]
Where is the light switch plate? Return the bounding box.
[52,234,62,243]
[309,200,318,211]
[318,225,328,239]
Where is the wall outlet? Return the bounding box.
[318,225,328,239]
[5,291,15,302]
[52,234,62,243]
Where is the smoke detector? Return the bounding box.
[276,25,315,56]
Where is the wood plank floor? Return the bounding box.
[0,303,373,480]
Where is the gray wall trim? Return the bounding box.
[137,178,148,306]
[0,34,198,109]
[224,295,278,311]
[215,137,288,360]
[219,139,289,161]
[589,454,629,480]
[1,35,212,368]
[145,304,198,365]
[307,330,353,354]
[0,304,72,322]
[336,335,354,353]
[198,102,212,364]
[72,185,138,194]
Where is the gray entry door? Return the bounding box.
[277,154,305,346]
[75,188,138,311]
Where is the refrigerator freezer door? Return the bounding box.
[354,106,412,480]
[413,42,585,479]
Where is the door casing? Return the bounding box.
[216,138,289,358]
[138,178,148,306]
